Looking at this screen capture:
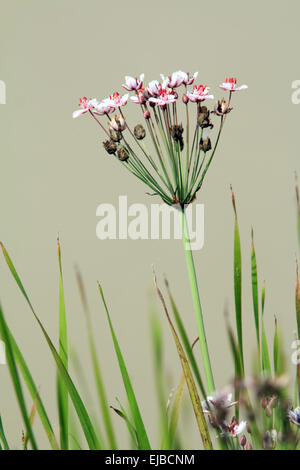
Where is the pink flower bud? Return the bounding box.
[239,435,247,447]
[182,94,189,104]
[144,110,151,120]
[245,442,252,450]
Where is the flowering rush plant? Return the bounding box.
[73,71,247,206]
[73,70,247,407]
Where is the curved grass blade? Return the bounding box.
[251,229,260,370]
[57,237,69,449]
[231,187,244,374]
[111,402,138,449]
[76,268,117,450]
[98,283,151,450]
[225,313,242,421]
[23,395,39,450]
[7,332,58,448]
[167,373,185,449]
[0,415,9,450]
[6,327,59,449]
[0,242,101,450]
[165,278,207,399]
[153,269,213,450]
[0,303,38,450]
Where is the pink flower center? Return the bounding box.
[79,97,89,109]
[226,77,237,84]
[111,92,121,104]
[193,85,207,95]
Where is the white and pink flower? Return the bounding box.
[149,88,177,107]
[147,80,162,97]
[103,92,129,109]
[178,70,198,86]
[122,74,144,91]
[130,88,149,104]
[72,97,98,119]
[223,419,247,438]
[187,84,214,103]
[161,71,184,89]
[219,77,248,92]
[288,407,300,426]
[202,392,237,414]
[94,101,115,115]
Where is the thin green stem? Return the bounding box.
[181,208,215,394]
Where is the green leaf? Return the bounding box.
[111,402,138,449]
[167,373,185,449]
[0,242,101,450]
[153,270,213,450]
[98,283,151,450]
[251,229,260,367]
[57,237,69,449]
[6,327,59,449]
[231,188,244,374]
[261,282,271,375]
[0,303,38,449]
[23,395,39,450]
[150,312,170,450]
[0,415,9,450]
[76,268,117,450]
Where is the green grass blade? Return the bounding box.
[167,373,185,449]
[225,314,242,421]
[6,327,59,449]
[231,188,244,374]
[165,279,207,399]
[150,312,170,450]
[0,242,102,450]
[0,415,10,450]
[111,402,138,449]
[98,283,151,450]
[57,237,69,449]
[153,270,213,450]
[76,268,117,450]
[0,303,38,450]
[23,395,39,450]
[273,317,279,376]
[261,282,271,375]
[251,229,260,368]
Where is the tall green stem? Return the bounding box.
[181,208,215,394]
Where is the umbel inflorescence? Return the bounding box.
[73,72,247,206]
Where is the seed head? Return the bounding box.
[134,124,146,140]
[109,127,122,142]
[198,106,213,129]
[117,146,129,162]
[110,114,126,132]
[103,140,117,155]
[200,137,212,152]
[171,124,184,150]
